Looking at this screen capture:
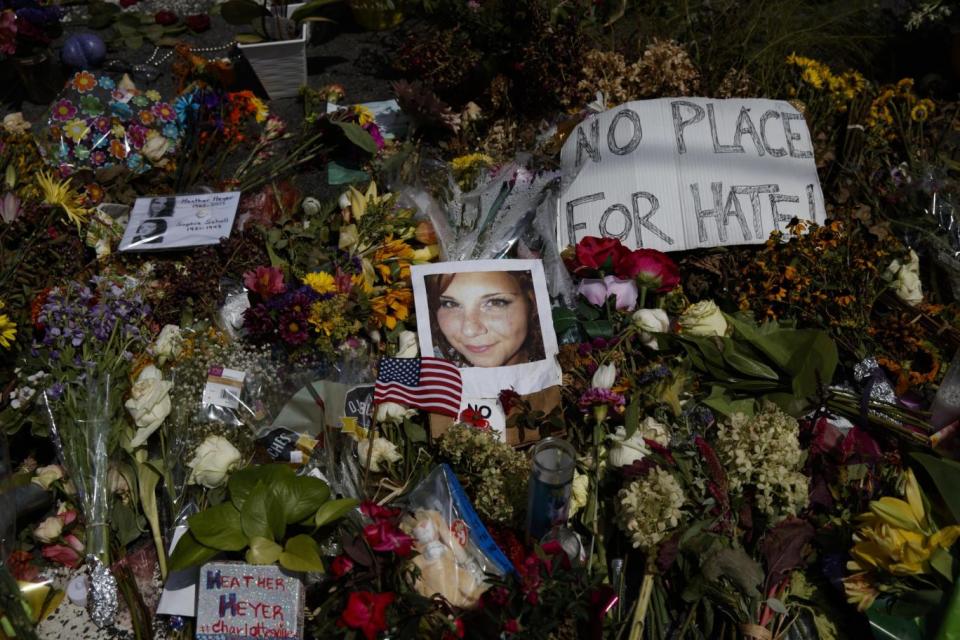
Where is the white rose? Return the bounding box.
[33,515,63,543]
[357,437,402,473]
[302,197,322,217]
[32,464,64,489]
[396,331,419,358]
[152,324,183,364]
[2,112,31,135]
[125,366,173,448]
[187,435,242,488]
[567,471,589,517]
[592,363,617,390]
[632,308,670,350]
[141,133,170,163]
[607,417,671,468]
[375,401,416,423]
[679,300,728,337]
[886,250,923,305]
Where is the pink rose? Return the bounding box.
[577,276,638,311]
[42,535,83,568]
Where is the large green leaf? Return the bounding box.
[272,474,331,525]
[721,340,779,381]
[220,0,270,25]
[168,531,219,572]
[279,534,325,572]
[315,498,359,528]
[334,122,378,155]
[328,161,370,185]
[229,464,295,510]
[242,482,286,541]
[289,0,342,22]
[911,454,960,524]
[189,502,247,551]
[246,536,282,565]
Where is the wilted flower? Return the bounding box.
[617,467,686,551]
[607,417,671,468]
[591,363,617,389]
[243,265,286,299]
[632,308,670,349]
[885,250,923,305]
[679,300,728,337]
[357,437,402,473]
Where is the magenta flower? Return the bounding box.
[577,275,639,311]
[0,10,16,56]
[363,520,413,556]
[243,265,286,299]
[51,99,78,122]
[578,387,626,412]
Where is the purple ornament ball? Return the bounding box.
[61,33,107,69]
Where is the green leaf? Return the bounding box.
[235,33,265,44]
[169,531,219,572]
[124,35,144,50]
[279,534,325,572]
[766,597,788,615]
[582,319,613,339]
[334,122,378,155]
[112,499,144,546]
[703,386,755,418]
[314,498,359,528]
[328,161,370,185]
[229,464,295,510]
[246,536,282,565]
[220,0,270,25]
[189,503,247,551]
[911,454,960,524]
[721,340,779,381]
[403,419,427,444]
[272,474,331,525]
[289,0,342,23]
[624,393,640,439]
[242,482,286,542]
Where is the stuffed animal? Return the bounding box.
[403,509,487,608]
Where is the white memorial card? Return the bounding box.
[119,192,241,252]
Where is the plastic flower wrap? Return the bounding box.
[37,72,180,175]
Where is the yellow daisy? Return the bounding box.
[0,301,16,348]
[302,271,337,295]
[37,171,89,229]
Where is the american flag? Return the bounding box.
[374,357,462,418]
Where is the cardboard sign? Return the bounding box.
[559,98,826,252]
[196,562,303,640]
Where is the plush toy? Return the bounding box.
[403,509,487,608]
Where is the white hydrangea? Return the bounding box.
[616,467,686,552]
[715,403,809,522]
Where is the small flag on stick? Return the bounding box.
[374,357,462,418]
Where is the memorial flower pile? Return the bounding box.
[1,2,960,640]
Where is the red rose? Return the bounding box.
[154,10,177,25]
[442,618,465,640]
[363,521,413,557]
[503,618,520,634]
[619,248,680,292]
[574,236,628,274]
[118,0,137,7]
[360,501,400,522]
[498,388,522,414]
[7,550,39,581]
[338,591,394,640]
[184,14,210,32]
[331,555,354,577]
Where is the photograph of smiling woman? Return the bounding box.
[412,259,562,402]
[425,270,546,368]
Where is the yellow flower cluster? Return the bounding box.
[302,271,337,295]
[843,469,960,611]
[451,153,495,172]
[786,53,866,113]
[0,299,16,349]
[865,78,935,137]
